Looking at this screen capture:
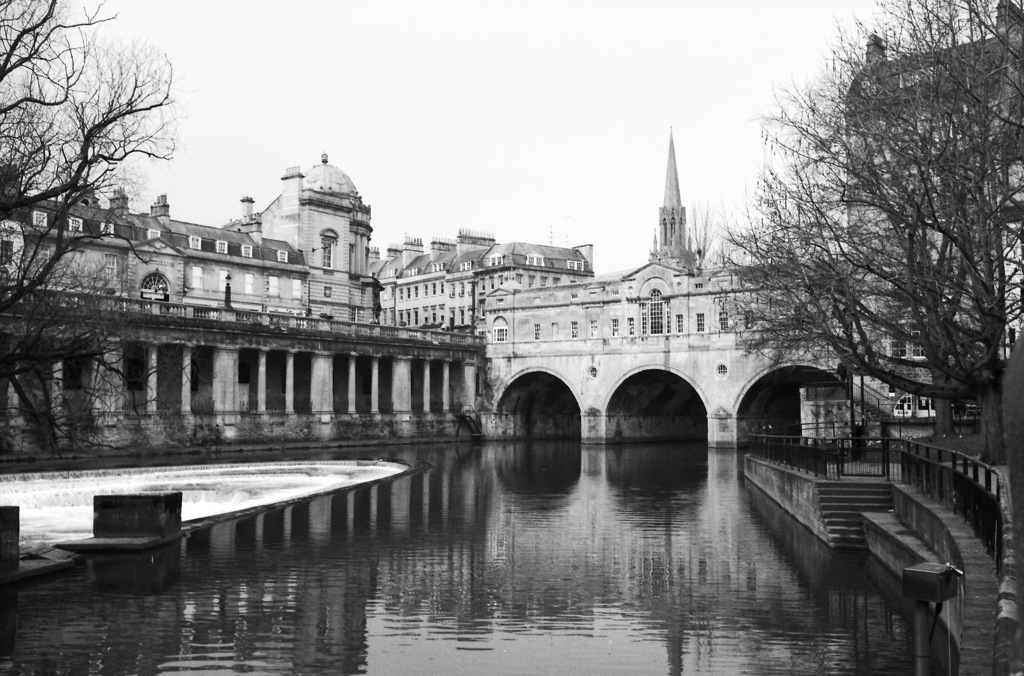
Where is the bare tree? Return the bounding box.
[728,0,1024,463]
[0,0,175,452]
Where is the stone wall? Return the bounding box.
[742,456,829,543]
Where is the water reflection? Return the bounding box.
[2,441,912,675]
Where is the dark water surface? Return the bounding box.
[0,441,913,675]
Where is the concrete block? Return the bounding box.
[94,493,182,539]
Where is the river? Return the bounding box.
[0,441,913,675]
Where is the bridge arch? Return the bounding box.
[491,367,582,439]
[734,362,841,443]
[603,366,709,443]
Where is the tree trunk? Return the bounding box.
[933,398,954,436]
[980,379,1005,465]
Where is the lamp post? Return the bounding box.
[224,272,232,309]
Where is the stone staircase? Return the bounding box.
[817,482,894,550]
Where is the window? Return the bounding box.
[216,240,228,254]
[104,254,117,274]
[291,279,301,298]
[460,261,473,271]
[643,289,665,335]
[719,309,729,331]
[589,320,598,338]
[321,235,336,269]
[567,260,584,270]
[676,314,685,333]
[241,244,253,258]
[147,229,161,240]
[553,277,561,285]
[245,273,254,294]
[432,262,444,272]
[551,322,559,337]
[489,277,495,290]
[696,313,705,332]
[493,326,508,342]
[611,318,620,336]
[191,266,203,289]
[189,236,201,250]
[219,270,229,292]
[694,282,704,290]
[526,255,544,265]
[101,222,113,235]
[32,211,46,227]
[534,323,541,340]
[540,277,548,286]
[324,285,332,298]
[459,309,465,324]
[269,276,279,296]
[431,282,437,296]
[571,321,579,339]
[68,217,83,233]
[488,255,503,266]
[440,281,445,294]
[459,282,465,296]
[527,275,535,288]
[414,286,419,298]
[612,288,620,296]
[628,317,636,335]
[277,250,288,263]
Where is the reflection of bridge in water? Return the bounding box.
[2,443,912,675]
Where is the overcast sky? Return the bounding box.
[102,0,877,273]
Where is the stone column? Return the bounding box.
[392,357,412,413]
[50,359,63,416]
[462,361,477,412]
[370,356,379,414]
[257,350,267,414]
[310,352,332,415]
[146,344,158,414]
[422,359,432,413]
[212,347,239,413]
[285,351,295,414]
[106,344,125,417]
[347,353,357,414]
[181,345,192,415]
[441,360,451,413]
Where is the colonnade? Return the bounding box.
[15,341,479,419]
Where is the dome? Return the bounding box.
[303,153,357,194]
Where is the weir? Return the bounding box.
[0,461,404,551]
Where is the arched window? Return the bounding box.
[641,288,665,335]
[492,316,508,343]
[141,272,170,300]
[320,231,338,269]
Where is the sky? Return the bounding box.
[99,0,878,274]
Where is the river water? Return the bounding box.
[0,441,913,675]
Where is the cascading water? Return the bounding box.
[0,461,403,550]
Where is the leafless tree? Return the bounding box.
[0,0,175,452]
[728,0,1024,463]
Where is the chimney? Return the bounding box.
[368,246,380,263]
[241,196,254,221]
[866,34,886,65]
[573,244,594,270]
[456,228,496,255]
[281,165,304,196]
[430,237,455,257]
[150,194,170,218]
[402,236,424,267]
[110,188,129,215]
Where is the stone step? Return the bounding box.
[816,482,894,551]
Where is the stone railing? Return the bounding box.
[115,298,483,348]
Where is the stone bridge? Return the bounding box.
[477,263,841,447]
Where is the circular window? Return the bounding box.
[589,366,598,378]
[716,364,729,378]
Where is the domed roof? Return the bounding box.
[303,153,357,194]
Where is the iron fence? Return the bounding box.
[748,433,1004,565]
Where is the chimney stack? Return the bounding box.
[866,34,886,65]
[241,196,254,221]
[110,188,129,215]
[150,194,170,218]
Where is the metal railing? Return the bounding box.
[749,433,1004,564]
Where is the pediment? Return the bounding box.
[136,238,186,257]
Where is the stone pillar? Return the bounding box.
[212,347,239,413]
[181,345,192,415]
[257,350,267,414]
[106,344,125,417]
[285,351,295,414]
[310,352,332,415]
[708,409,738,448]
[347,353,357,414]
[462,361,477,412]
[50,359,63,415]
[370,356,380,414]
[393,357,412,413]
[145,345,158,414]
[441,360,451,413]
[422,359,432,413]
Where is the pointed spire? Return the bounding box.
[663,129,682,209]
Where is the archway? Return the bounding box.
[494,371,581,439]
[605,369,707,442]
[736,365,841,442]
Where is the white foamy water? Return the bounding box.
[0,461,403,550]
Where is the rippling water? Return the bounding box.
[0,441,913,675]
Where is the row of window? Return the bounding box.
[189,266,303,298]
[493,311,733,342]
[391,306,469,327]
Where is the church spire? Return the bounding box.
[663,129,682,209]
